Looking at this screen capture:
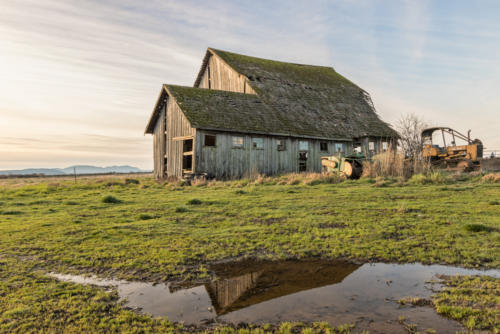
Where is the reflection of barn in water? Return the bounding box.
[205,259,360,315]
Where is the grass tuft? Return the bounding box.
[102,195,122,204]
[175,206,188,213]
[124,178,140,185]
[464,224,494,233]
[1,210,23,215]
[187,198,202,205]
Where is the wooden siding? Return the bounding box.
[165,97,196,178]
[195,130,353,179]
[152,106,166,179]
[196,54,256,94]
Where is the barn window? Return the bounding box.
[369,141,375,151]
[277,139,286,151]
[320,141,328,152]
[382,142,388,151]
[252,137,263,149]
[299,140,309,151]
[205,134,216,147]
[232,136,244,148]
[183,139,193,153]
[335,143,343,153]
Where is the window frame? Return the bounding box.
[204,134,216,147]
[232,135,244,148]
[252,137,264,150]
[320,141,328,152]
[334,143,344,153]
[277,139,286,151]
[299,140,309,151]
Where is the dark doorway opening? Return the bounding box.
[183,155,192,171]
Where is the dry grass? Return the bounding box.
[0,173,151,188]
[482,173,500,183]
[362,149,431,179]
[275,173,344,186]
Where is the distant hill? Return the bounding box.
[0,165,147,176]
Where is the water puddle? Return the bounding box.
[49,260,500,333]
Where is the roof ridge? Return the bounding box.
[208,47,335,70]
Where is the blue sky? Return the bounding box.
[1,0,499,169]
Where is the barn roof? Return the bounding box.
[195,48,398,139]
[145,85,351,139]
[146,48,398,139]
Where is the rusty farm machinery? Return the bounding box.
[421,127,483,172]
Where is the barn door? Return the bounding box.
[298,140,309,172]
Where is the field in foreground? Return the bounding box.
[0,173,499,333]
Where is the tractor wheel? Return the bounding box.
[344,160,363,179]
[343,161,353,178]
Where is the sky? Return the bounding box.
[1,0,499,170]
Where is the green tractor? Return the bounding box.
[321,153,366,179]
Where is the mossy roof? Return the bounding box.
[147,48,398,139]
[164,85,301,136]
[206,48,398,139]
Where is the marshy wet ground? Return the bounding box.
[49,260,500,333]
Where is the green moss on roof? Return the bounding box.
[209,48,358,89]
[165,85,294,135]
[147,49,398,139]
[207,48,398,139]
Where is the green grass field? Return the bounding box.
[0,173,499,333]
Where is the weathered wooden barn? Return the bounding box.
[145,48,398,179]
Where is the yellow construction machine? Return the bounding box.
[421,127,483,172]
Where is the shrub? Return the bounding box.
[139,213,153,220]
[102,195,122,204]
[175,207,188,213]
[464,224,493,233]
